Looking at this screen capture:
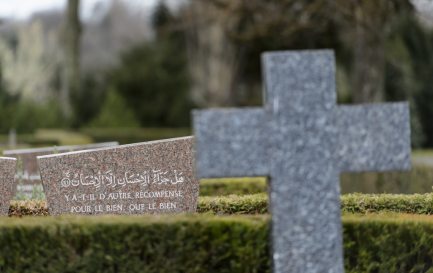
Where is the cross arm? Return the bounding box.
[192,108,270,178]
[336,102,411,173]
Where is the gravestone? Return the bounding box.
[0,157,17,215]
[38,137,198,215]
[193,50,411,273]
[4,142,119,198]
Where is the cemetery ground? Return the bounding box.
[2,129,433,272]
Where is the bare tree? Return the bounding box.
[334,0,412,103]
[184,0,412,106]
[184,0,331,107]
[0,21,58,102]
[185,1,241,107]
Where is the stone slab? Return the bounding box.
[0,157,17,215]
[193,50,411,273]
[4,142,119,198]
[37,137,198,215]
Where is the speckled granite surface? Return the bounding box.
[4,142,118,198]
[193,50,411,273]
[0,157,17,215]
[38,137,198,216]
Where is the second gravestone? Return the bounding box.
[4,142,119,198]
[0,157,17,215]
[38,137,198,215]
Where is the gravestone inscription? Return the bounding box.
[4,142,119,198]
[0,157,17,216]
[193,50,411,273]
[38,137,198,215]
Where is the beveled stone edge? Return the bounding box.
[0,157,17,161]
[261,48,335,59]
[37,136,194,159]
[4,142,119,155]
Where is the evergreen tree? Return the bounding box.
[108,2,192,127]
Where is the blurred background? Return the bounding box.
[1,0,433,194]
[0,0,432,148]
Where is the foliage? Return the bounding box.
[108,41,192,127]
[198,194,268,215]
[70,73,107,128]
[0,97,66,133]
[0,215,270,273]
[89,88,140,128]
[2,214,433,272]
[343,214,433,273]
[343,193,433,215]
[0,52,66,133]
[400,17,433,147]
[9,200,48,217]
[182,0,433,147]
[0,20,60,102]
[200,177,267,196]
[340,165,433,194]
[106,3,193,128]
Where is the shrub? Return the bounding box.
[343,214,433,272]
[200,177,267,196]
[0,215,270,273]
[198,194,268,215]
[88,88,140,128]
[341,165,433,194]
[199,165,433,195]
[1,214,433,272]
[0,99,66,134]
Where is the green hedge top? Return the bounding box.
[200,193,433,215]
[342,193,433,214]
[10,193,433,217]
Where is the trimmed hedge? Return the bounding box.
[10,193,433,216]
[200,178,267,196]
[0,215,270,273]
[198,194,268,215]
[340,165,433,194]
[343,214,433,272]
[199,165,433,196]
[2,214,433,272]
[342,193,433,214]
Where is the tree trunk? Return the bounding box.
[352,4,385,103]
[186,1,240,107]
[62,0,81,118]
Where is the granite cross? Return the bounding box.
[192,50,411,273]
